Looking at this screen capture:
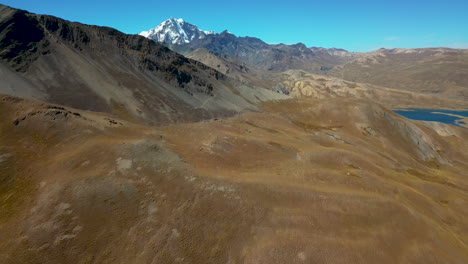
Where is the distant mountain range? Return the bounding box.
[1,5,468,264]
[139,18,358,72]
[0,6,286,124]
[0,7,466,126]
[140,18,468,99]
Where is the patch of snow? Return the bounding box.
[138,18,216,45]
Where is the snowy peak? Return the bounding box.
[139,18,215,45]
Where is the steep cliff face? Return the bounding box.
[0,6,50,72]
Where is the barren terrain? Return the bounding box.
[0,4,467,264]
[0,95,467,263]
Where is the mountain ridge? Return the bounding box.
[140,18,357,72]
[139,18,215,45]
[0,4,287,125]
[140,18,468,100]
[0,5,468,264]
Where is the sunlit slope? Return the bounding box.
[0,95,466,263]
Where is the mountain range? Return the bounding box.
[0,6,287,124]
[141,18,468,100]
[0,4,467,264]
[141,19,356,72]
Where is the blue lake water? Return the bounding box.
[394,109,468,128]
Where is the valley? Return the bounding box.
[0,3,467,264]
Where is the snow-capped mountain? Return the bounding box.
[139,18,215,45]
[138,18,357,72]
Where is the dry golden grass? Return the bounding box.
[0,95,467,263]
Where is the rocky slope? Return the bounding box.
[186,49,468,110]
[274,70,468,109]
[0,5,286,125]
[141,19,356,72]
[0,5,467,264]
[329,48,468,100]
[142,19,468,100]
[176,32,356,72]
[0,94,467,263]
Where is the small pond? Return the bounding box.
[394,109,468,128]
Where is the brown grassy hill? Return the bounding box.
[274,70,468,109]
[329,48,468,100]
[0,5,286,125]
[0,4,467,264]
[183,49,468,109]
[170,31,468,102]
[0,94,466,263]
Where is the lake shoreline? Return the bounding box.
[393,109,468,129]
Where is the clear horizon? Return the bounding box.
[3,0,468,52]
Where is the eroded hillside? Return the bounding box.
[0,5,286,125]
[329,48,468,100]
[0,4,467,264]
[0,95,467,263]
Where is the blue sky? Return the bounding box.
[3,0,468,52]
